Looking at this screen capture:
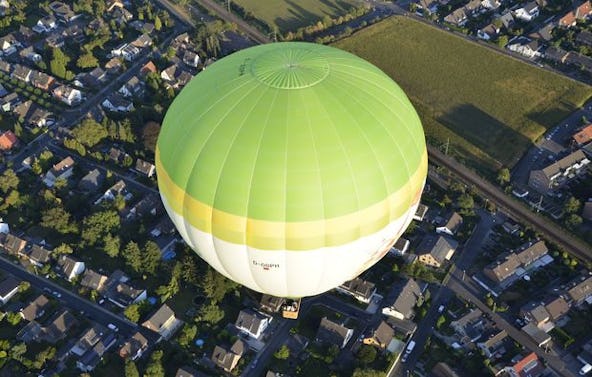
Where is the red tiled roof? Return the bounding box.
[560,11,577,26]
[513,352,543,377]
[576,0,592,18]
[0,130,19,150]
[573,124,592,145]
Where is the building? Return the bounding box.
[413,203,429,221]
[483,240,549,285]
[572,124,592,146]
[506,37,542,58]
[0,276,20,305]
[363,321,396,352]
[315,317,353,349]
[544,296,570,322]
[70,324,108,356]
[432,362,462,377]
[78,169,104,192]
[57,255,85,281]
[0,130,19,151]
[513,1,539,21]
[477,329,508,358]
[52,85,82,106]
[141,304,182,340]
[119,332,149,360]
[211,339,245,372]
[520,302,551,328]
[27,244,52,267]
[135,158,155,177]
[80,269,108,292]
[336,277,376,303]
[259,294,285,313]
[102,93,134,112]
[107,282,147,308]
[390,238,410,255]
[416,234,458,268]
[450,309,484,342]
[20,294,49,321]
[0,232,27,255]
[529,150,590,193]
[504,352,545,377]
[382,279,422,319]
[522,323,551,347]
[436,212,463,236]
[235,309,272,339]
[76,333,117,372]
[567,276,592,306]
[43,156,75,187]
[41,309,78,343]
[583,200,592,221]
[515,240,548,268]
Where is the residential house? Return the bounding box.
[513,1,539,21]
[385,317,417,338]
[119,332,149,360]
[544,296,570,321]
[108,148,130,164]
[149,217,176,238]
[43,156,75,187]
[464,0,482,15]
[316,317,354,349]
[57,255,85,281]
[572,124,592,146]
[1,93,22,112]
[577,30,592,47]
[583,200,592,221]
[565,51,592,73]
[496,10,515,29]
[515,240,548,268]
[41,309,78,343]
[336,277,376,304]
[118,76,144,98]
[106,0,124,12]
[105,57,123,75]
[363,321,396,352]
[481,0,501,10]
[432,362,462,377]
[12,100,35,121]
[183,50,200,67]
[504,352,545,377]
[16,25,35,45]
[30,71,55,91]
[416,234,458,268]
[100,180,129,202]
[33,16,57,33]
[161,64,193,88]
[502,221,520,235]
[0,60,11,74]
[17,321,43,342]
[0,276,20,305]
[417,0,440,14]
[507,37,542,58]
[19,46,42,63]
[235,309,272,339]
[76,333,117,372]
[44,32,65,49]
[53,85,83,106]
[545,47,570,63]
[78,169,104,192]
[450,309,483,342]
[124,194,162,220]
[175,366,206,377]
[382,279,423,320]
[62,24,85,43]
[135,159,156,177]
[529,150,590,193]
[80,269,108,292]
[0,130,19,151]
[567,276,592,306]
[529,22,555,41]
[484,253,521,284]
[49,1,76,23]
[102,93,134,112]
[390,238,410,255]
[20,294,49,321]
[436,212,463,236]
[112,7,133,25]
[477,329,508,358]
[140,60,157,76]
[413,203,429,221]
[520,302,551,328]
[478,23,501,40]
[70,324,108,356]
[576,0,592,19]
[0,34,19,55]
[559,11,577,27]
[0,232,26,255]
[11,64,33,83]
[444,8,468,26]
[27,244,52,267]
[259,294,285,313]
[107,282,147,308]
[211,339,246,372]
[522,322,551,347]
[28,107,54,128]
[110,43,140,62]
[130,34,152,49]
[142,304,183,340]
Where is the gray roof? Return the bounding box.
[260,294,285,312]
[390,279,423,319]
[568,276,592,302]
[28,244,52,264]
[479,329,508,349]
[577,30,592,46]
[316,317,352,346]
[42,310,77,342]
[20,294,49,321]
[514,240,548,266]
[441,212,463,232]
[540,150,588,179]
[135,159,154,175]
[0,276,20,298]
[484,253,521,282]
[119,331,148,358]
[339,277,375,300]
[143,304,176,332]
[416,234,458,264]
[80,269,108,291]
[235,309,269,334]
[78,168,104,192]
[371,321,395,347]
[57,255,81,277]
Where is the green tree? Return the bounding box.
[356,345,376,365]
[144,350,165,377]
[177,324,197,347]
[154,15,162,31]
[123,242,143,273]
[497,35,509,47]
[53,243,74,255]
[103,234,120,257]
[458,193,474,210]
[497,167,511,185]
[9,343,26,361]
[50,47,71,79]
[436,314,446,329]
[81,210,120,246]
[41,206,78,234]
[113,194,126,211]
[76,51,99,69]
[18,281,30,293]
[72,118,108,147]
[196,301,225,325]
[201,267,238,302]
[5,312,22,326]
[143,241,162,275]
[565,214,583,229]
[180,255,199,286]
[352,369,384,377]
[274,344,290,360]
[0,169,19,193]
[564,196,581,214]
[124,359,140,377]
[124,303,141,322]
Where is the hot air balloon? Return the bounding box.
[156,42,427,298]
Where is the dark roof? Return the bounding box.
[57,255,82,277]
[441,212,463,232]
[568,276,592,302]
[142,304,176,332]
[78,168,104,192]
[1,233,27,254]
[119,331,148,358]
[416,234,458,264]
[42,310,77,342]
[20,294,49,321]
[260,294,285,312]
[28,244,52,264]
[80,269,108,291]
[0,276,20,298]
[371,321,395,347]
[135,159,155,175]
[540,150,588,179]
[175,366,208,377]
[390,279,422,318]
[316,317,352,347]
[339,277,375,300]
[235,309,269,335]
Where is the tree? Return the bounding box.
[53,243,74,255]
[497,35,509,47]
[9,343,26,361]
[181,255,199,286]
[196,301,225,325]
[76,51,99,69]
[5,312,22,326]
[124,303,141,322]
[113,194,126,211]
[103,234,120,258]
[436,314,446,329]
[565,214,583,229]
[177,324,197,347]
[352,369,384,377]
[50,47,71,79]
[123,242,143,273]
[144,350,165,377]
[274,344,290,360]
[124,359,140,377]
[0,169,19,193]
[81,210,120,246]
[41,206,78,234]
[564,196,581,214]
[201,267,239,302]
[154,15,162,31]
[356,345,376,365]
[142,121,160,152]
[497,167,511,185]
[72,118,108,147]
[143,241,162,275]
[458,193,474,210]
[18,281,30,293]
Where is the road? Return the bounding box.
[428,145,592,265]
[0,255,161,341]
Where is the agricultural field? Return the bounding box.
[232,0,359,32]
[333,17,592,174]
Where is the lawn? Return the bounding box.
[231,0,359,32]
[333,17,592,174]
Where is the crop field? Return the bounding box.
[232,0,359,32]
[333,17,592,173]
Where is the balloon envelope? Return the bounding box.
[156,42,427,297]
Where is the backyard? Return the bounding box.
[229,0,359,32]
[333,17,592,175]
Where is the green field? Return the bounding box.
[232,0,359,32]
[333,17,592,173]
